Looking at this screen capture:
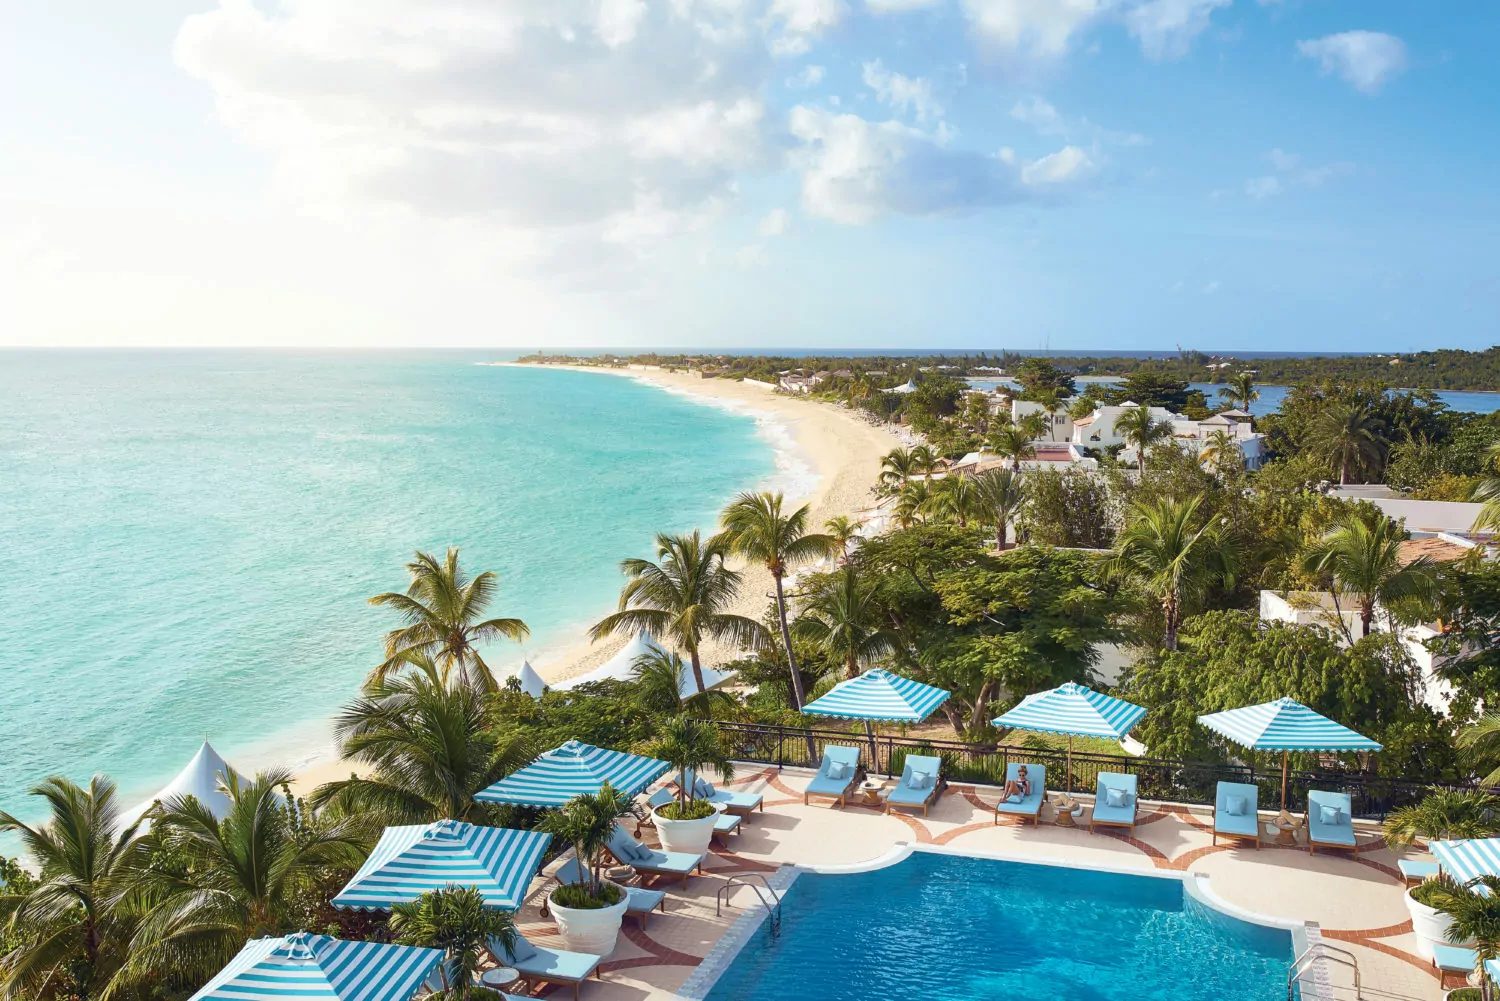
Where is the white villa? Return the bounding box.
[1072,402,1268,470]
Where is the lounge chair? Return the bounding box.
[1090,772,1139,836]
[1306,790,1357,856]
[803,744,863,807]
[542,859,667,929]
[1433,944,1479,989]
[1398,859,1440,886]
[993,763,1045,826]
[639,787,741,845]
[487,932,601,1001]
[885,754,944,816]
[681,767,763,817]
[1212,781,1260,849]
[605,825,705,887]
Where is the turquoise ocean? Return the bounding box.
[0,352,779,825]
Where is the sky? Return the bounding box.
[1,0,1496,352]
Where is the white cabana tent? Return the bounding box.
[884,380,919,394]
[507,660,547,698]
[557,632,737,699]
[122,740,242,827]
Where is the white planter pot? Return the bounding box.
[1407,886,1473,962]
[652,805,718,855]
[547,880,630,956]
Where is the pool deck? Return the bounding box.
[500,764,1445,1001]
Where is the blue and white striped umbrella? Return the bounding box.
[1196,698,1382,753]
[474,739,668,808]
[332,819,550,911]
[991,682,1147,740]
[802,669,950,723]
[1431,837,1500,884]
[189,933,441,1001]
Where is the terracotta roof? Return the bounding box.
[1073,416,1095,427]
[1399,538,1470,564]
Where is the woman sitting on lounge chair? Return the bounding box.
[1001,765,1031,802]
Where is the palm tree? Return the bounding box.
[987,425,1035,471]
[823,515,862,562]
[649,718,735,814]
[1198,428,1241,475]
[792,566,899,680]
[1459,715,1500,787]
[311,661,534,825]
[1107,494,1234,651]
[1383,788,1500,851]
[908,445,941,480]
[117,771,367,996]
[972,467,1026,550]
[1299,513,1439,641]
[630,647,734,719]
[368,547,529,694]
[391,886,516,1001]
[719,492,836,710]
[1426,875,1500,1001]
[922,473,982,527]
[893,480,930,529]
[1305,403,1386,485]
[590,530,765,696]
[536,785,637,904]
[1470,440,1500,531]
[1116,404,1172,474]
[0,777,146,1001]
[878,448,918,493]
[1218,373,1259,411]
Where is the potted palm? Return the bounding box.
[1383,789,1500,960]
[1426,874,1500,1000]
[648,717,735,855]
[390,885,517,999]
[537,783,635,955]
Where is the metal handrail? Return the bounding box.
[716,874,782,937]
[1288,942,1361,1001]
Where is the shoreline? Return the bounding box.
[287,364,903,797]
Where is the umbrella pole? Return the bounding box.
[864,720,879,775]
[1279,750,1290,818]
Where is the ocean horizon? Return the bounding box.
[0,352,789,826]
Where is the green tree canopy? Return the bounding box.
[1013,359,1077,402]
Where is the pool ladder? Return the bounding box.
[716,874,782,938]
[1287,942,1361,1001]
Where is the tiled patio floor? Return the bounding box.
[500,765,1446,1001]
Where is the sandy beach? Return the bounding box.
[290,365,903,796]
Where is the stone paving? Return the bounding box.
[494,764,1447,1001]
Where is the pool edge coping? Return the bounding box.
[674,865,801,1001]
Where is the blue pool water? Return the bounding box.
[704,852,1293,1001]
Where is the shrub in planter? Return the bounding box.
[538,783,638,954]
[551,881,624,910]
[657,799,717,822]
[391,885,516,1001]
[649,718,735,853]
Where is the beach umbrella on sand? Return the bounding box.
[474,739,668,808]
[189,933,441,1001]
[332,819,550,912]
[802,669,950,769]
[991,682,1147,804]
[1197,697,1381,817]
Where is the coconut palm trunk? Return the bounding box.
[772,571,807,707]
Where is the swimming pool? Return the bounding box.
[701,851,1296,1001]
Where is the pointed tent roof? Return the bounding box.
[1196,698,1382,753]
[332,820,550,911]
[474,739,668,808]
[155,741,240,819]
[884,380,919,394]
[557,632,736,699]
[189,933,441,1001]
[513,661,547,699]
[991,682,1147,740]
[802,669,949,723]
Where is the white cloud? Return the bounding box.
[1246,148,1354,198]
[787,64,827,87]
[866,0,943,10]
[1123,0,1230,61]
[1201,280,1220,294]
[173,0,776,265]
[1010,96,1063,133]
[787,106,1094,224]
[862,59,942,121]
[758,207,791,236]
[768,0,847,55]
[1297,30,1408,94]
[959,0,1106,58]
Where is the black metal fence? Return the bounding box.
[706,719,1472,820]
